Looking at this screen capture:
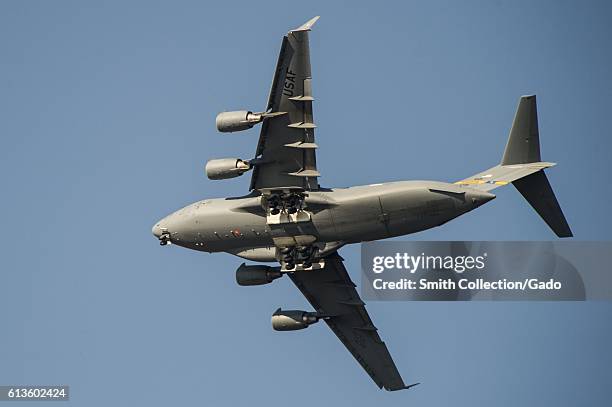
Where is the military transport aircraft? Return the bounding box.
[152,16,572,391]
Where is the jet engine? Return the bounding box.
[271,308,320,331]
[215,110,262,132]
[235,264,282,286]
[205,158,251,180]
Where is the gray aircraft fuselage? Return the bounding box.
[152,180,494,260]
[149,15,572,391]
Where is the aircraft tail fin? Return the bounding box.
[455,95,572,237]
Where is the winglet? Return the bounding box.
[385,382,420,391]
[291,16,320,32]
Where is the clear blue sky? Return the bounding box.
[1,1,611,405]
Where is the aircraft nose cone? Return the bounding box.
[152,223,162,238]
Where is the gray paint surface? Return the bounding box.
[2,1,611,406]
[151,17,569,392]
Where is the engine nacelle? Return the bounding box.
[271,309,319,331]
[205,158,251,180]
[235,264,282,286]
[216,110,262,133]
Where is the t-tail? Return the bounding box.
[456,95,573,237]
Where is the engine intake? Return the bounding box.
[205,158,251,180]
[216,110,262,133]
[236,264,282,286]
[271,309,319,331]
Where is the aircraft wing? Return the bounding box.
[249,17,320,191]
[288,252,414,391]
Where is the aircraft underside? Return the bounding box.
[152,16,571,391]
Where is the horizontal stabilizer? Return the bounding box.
[457,95,572,238]
[502,95,541,165]
[513,170,573,237]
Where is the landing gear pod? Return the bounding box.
[215,110,262,132]
[205,158,251,180]
[271,308,320,331]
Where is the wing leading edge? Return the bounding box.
[288,253,415,391]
